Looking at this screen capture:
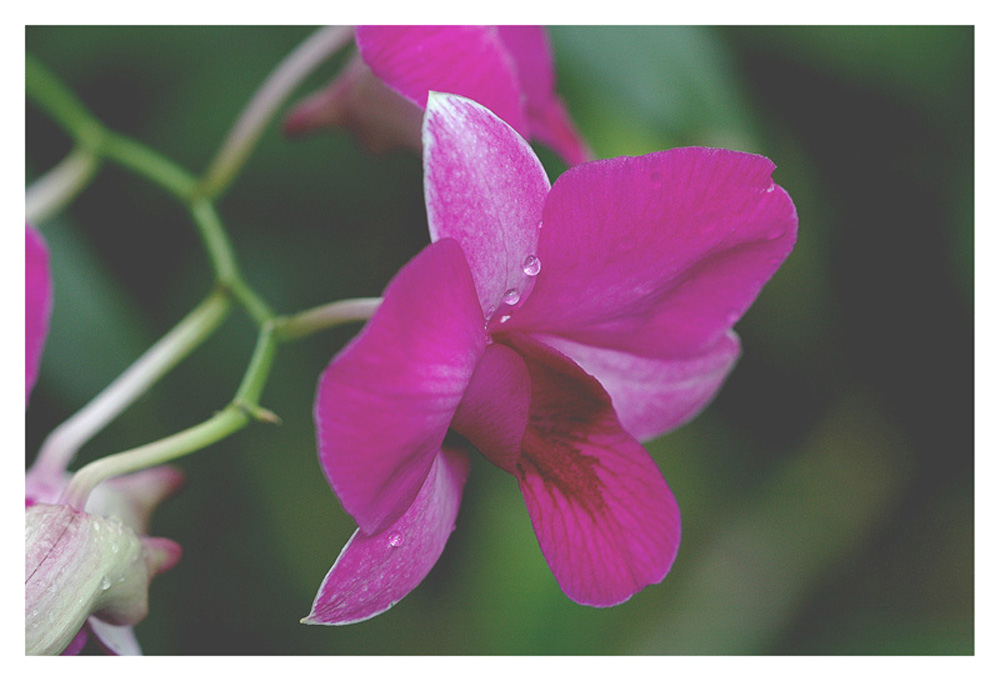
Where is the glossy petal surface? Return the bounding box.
[356,26,527,136]
[510,148,797,358]
[505,334,681,606]
[315,239,485,535]
[305,447,470,625]
[25,225,52,403]
[540,331,741,442]
[423,93,549,321]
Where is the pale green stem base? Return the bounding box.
[276,297,381,340]
[60,406,250,510]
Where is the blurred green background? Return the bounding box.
[25,26,973,655]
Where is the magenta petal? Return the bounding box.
[539,331,741,442]
[423,92,549,321]
[26,225,52,404]
[495,26,554,109]
[505,334,681,606]
[496,26,590,166]
[510,148,797,358]
[525,96,591,167]
[284,53,424,154]
[452,343,531,473]
[60,627,88,655]
[304,447,471,625]
[356,26,527,136]
[315,239,485,535]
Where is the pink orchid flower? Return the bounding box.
[305,93,797,625]
[285,25,589,166]
[25,225,181,655]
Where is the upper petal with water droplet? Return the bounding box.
[423,93,549,321]
[509,147,797,359]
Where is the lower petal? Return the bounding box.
[504,334,682,607]
[451,343,532,473]
[538,331,741,442]
[303,447,471,626]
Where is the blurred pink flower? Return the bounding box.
[25,225,51,404]
[305,93,797,624]
[285,26,589,166]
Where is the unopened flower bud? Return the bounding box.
[25,503,180,655]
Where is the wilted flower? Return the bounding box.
[24,224,182,655]
[305,93,797,624]
[25,501,181,655]
[285,25,589,165]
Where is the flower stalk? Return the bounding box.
[275,297,381,340]
[32,289,232,479]
[198,25,354,199]
[26,46,377,518]
[25,147,101,223]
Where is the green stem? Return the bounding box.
[198,26,354,199]
[27,53,378,510]
[60,321,280,510]
[26,55,271,327]
[30,288,232,479]
[25,147,101,223]
[25,54,104,149]
[60,406,251,510]
[275,297,381,340]
[233,322,279,406]
[101,132,198,201]
[189,200,273,324]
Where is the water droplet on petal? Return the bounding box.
[521,254,541,276]
[765,183,776,193]
[388,531,403,548]
[536,220,544,231]
[503,288,520,305]
[100,575,111,591]
[500,315,511,324]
